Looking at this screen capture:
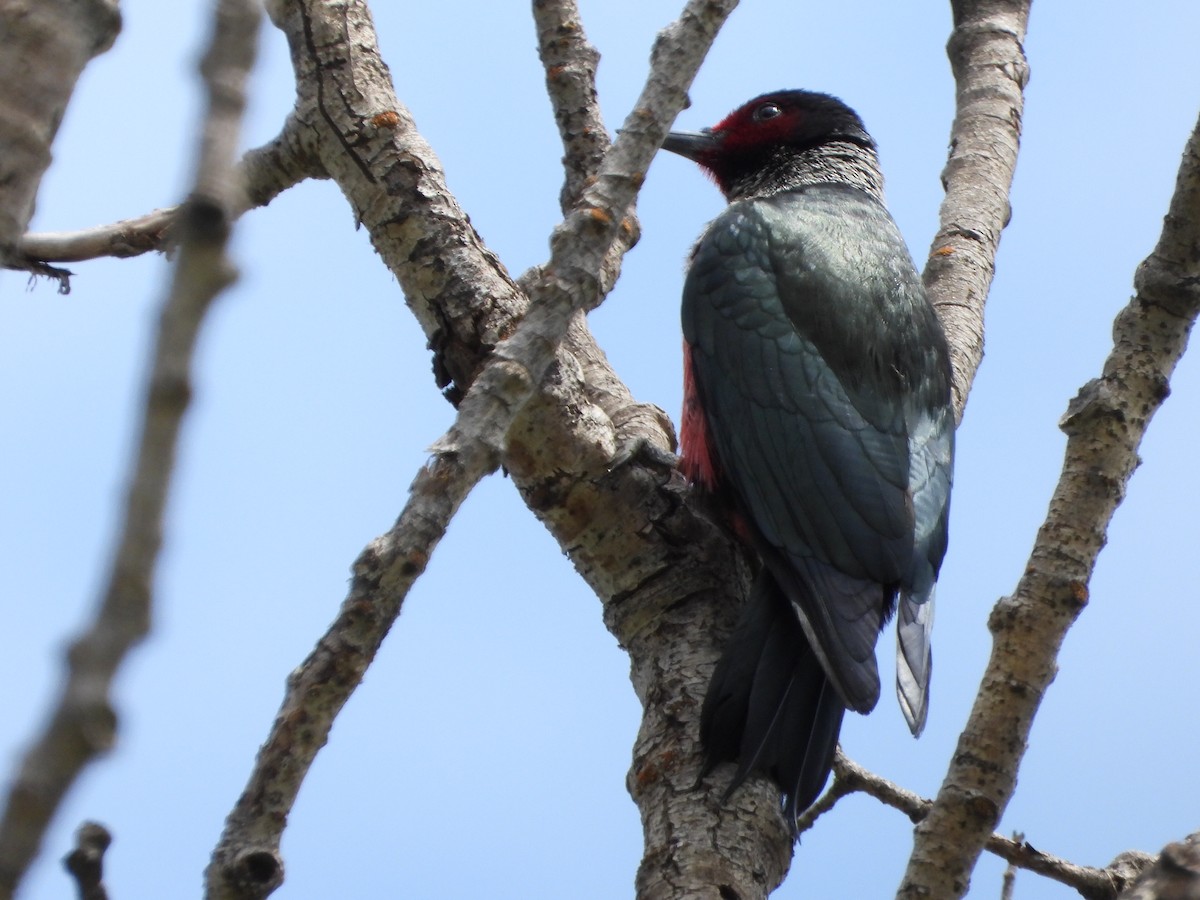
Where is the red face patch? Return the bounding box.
[712,97,802,154]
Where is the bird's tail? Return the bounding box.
[700,569,846,829]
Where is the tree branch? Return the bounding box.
[62,822,111,900]
[12,116,325,279]
[532,0,609,212]
[999,837,1021,900]
[799,751,1152,899]
[0,1,260,896]
[204,1,736,897]
[0,0,119,269]
[899,109,1200,900]
[16,207,178,264]
[1116,834,1200,900]
[202,442,486,900]
[922,0,1031,420]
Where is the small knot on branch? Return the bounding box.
[63,820,112,900]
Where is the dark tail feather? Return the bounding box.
[700,570,846,829]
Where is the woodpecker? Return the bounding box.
[663,91,954,828]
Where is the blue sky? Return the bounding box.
[3,2,1199,898]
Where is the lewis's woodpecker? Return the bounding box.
[662,91,954,827]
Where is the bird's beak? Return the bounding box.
[661,128,721,163]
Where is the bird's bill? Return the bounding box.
[662,128,721,162]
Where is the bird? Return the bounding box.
[661,90,954,829]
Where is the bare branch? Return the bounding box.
[1000,835,1022,900]
[831,750,931,824]
[802,752,1148,899]
[791,748,873,836]
[922,0,1031,420]
[0,0,119,268]
[204,2,736,898]
[532,0,609,211]
[12,116,325,276]
[236,113,327,210]
[900,110,1200,900]
[202,444,484,900]
[16,207,177,264]
[526,2,643,327]
[62,822,111,900]
[1115,835,1200,900]
[0,1,260,895]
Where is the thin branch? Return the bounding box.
[922,0,1031,420]
[16,207,177,264]
[532,0,609,212]
[899,109,1200,900]
[204,2,736,898]
[802,751,1149,899]
[62,822,111,900]
[527,0,644,318]
[202,443,488,900]
[1000,835,1022,900]
[0,2,261,896]
[11,116,325,280]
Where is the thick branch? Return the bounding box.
[899,111,1200,900]
[205,2,736,897]
[922,0,1031,419]
[0,3,260,896]
[1116,834,1200,900]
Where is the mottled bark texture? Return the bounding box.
[924,0,1031,420]
[1116,834,1200,900]
[899,111,1200,900]
[0,0,119,270]
[9,0,1193,895]
[205,2,780,899]
[0,1,261,898]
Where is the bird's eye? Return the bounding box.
[754,103,782,122]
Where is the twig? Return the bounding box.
[11,116,324,283]
[204,1,736,898]
[0,1,261,896]
[804,751,1147,899]
[900,105,1200,900]
[62,822,111,900]
[1001,833,1023,900]
[14,207,177,272]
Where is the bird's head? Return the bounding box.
[662,90,879,201]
